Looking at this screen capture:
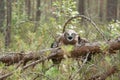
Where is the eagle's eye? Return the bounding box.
[65,33,69,37]
[71,33,76,37]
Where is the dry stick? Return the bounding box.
[22,57,47,70]
[15,60,24,69]
[0,47,60,79]
[22,48,60,70]
[32,72,53,80]
[69,53,90,80]
[45,64,55,72]
[79,64,95,80]
[47,29,57,41]
[88,66,118,80]
[0,48,58,66]
[0,61,22,80]
[0,72,13,80]
[62,15,107,41]
[79,54,106,80]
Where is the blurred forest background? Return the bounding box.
[0,0,120,50]
[0,0,120,80]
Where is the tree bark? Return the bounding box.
[25,0,31,20]
[118,0,120,20]
[78,0,85,23]
[34,0,41,32]
[99,0,104,21]
[107,0,118,22]
[78,0,84,15]
[36,0,41,21]
[5,0,12,48]
[0,0,5,33]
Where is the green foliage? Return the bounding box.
[53,0,78,17]
[105,56,112,65]
[109,21,120,38]
[45,66,60,78]
[0,0,120,80]
[61,45,74,52]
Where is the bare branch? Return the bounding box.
[0,47,60,79]
[0,72,13,80]
[69,53,90,80]
[23,47,61,70]
[32,72,53,80]
[62,15,107,41]
[88,66,118,80]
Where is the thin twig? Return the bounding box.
[69,53,90,80]
[47,29,57,41]
[23,47,61,70]
[0,72,13,80]
[31,72,53,80]
[45,64,55,72]
[0,63,21,80]
[22,57,47,70]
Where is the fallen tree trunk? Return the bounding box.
[0,47,61,79]
[0,52,24,66]
[107,37,120,54]
[0,48,59,66]
[70,42,102,62]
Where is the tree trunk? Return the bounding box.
[0,0,5,33]
[107,0,118,22]
[31,1,35,21]
[36,0,41,21]
[25,0,31,20]
[34,0,41,32]
[78,0,85,23]
[5,0,12,48]
[99,0,104,21]
[78,0,84,15]
[117,0,120,20]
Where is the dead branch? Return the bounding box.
[69,53,90,80]
[88,66,118,80]
[22,56,47,70]
[71,42,102,61]
[0,36,120,80]
[62,15,107,41]
[0,72,13,80]
[0,47,60,66]
[44,64,55,72]
[0,52,42,66]
[0,47,60,79]
[107,37,120,54]
[0,52,24,66]
[0,61,21,80]
[32,72,53,80]
[48,48,64,64]
[23,47,62,70]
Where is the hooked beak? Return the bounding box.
[67,36,73,41]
